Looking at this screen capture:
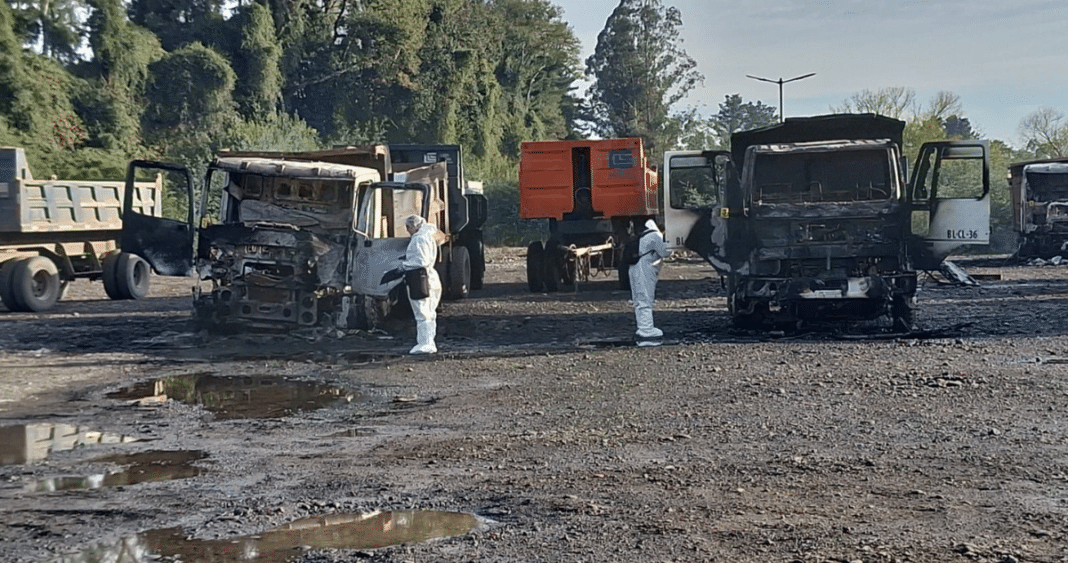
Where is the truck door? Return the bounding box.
[120,160,196,276]
[662,150,736,273]
[350,182,430,297]
[908,141,990,269]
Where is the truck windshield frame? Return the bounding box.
[748,143,896,205]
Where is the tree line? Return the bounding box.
[2,0,1064,249]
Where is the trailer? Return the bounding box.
[0,147,163,312]
[519,138,659,292]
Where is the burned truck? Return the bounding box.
[120,145,478,332]
[1008,157,1068,258]
[663,113,991,329]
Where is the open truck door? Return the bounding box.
[662,150,737,273]
[121,160,196,277]
[350,181,431,298]
[908,141,990,270]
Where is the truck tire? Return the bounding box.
[114,252,151,300]
[0,258,28,311]
[526,241,544,293]
[445,245,471,300]
[467,240,485,290]
[101,253,122,300]
[542,246,560,292]
[12,256,61,312]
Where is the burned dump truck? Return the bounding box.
[119,144,478,332]
[1008,157,1068,258]
[663,113,991,329]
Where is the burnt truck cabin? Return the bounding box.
[735,138,914,326]
[664,113,990,330]
[193,157,381,330]
[1008,157,1068,258]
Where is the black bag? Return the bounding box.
[405,267,431,300]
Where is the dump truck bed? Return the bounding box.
[519,138,658,221]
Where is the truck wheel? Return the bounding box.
[114,252,151,300]
[12,256,61,312]
[468,240,485,290]
[526,241,544,293]
[445,246,471,300]
[101,253,122,300]
[542,245,560,292]
[0,258,28,311]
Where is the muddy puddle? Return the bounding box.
[107,374,359,420]
[26,450,206,493]
[47,510,484,563]
[0,423,141,466]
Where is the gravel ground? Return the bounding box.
[1,249,1067,563]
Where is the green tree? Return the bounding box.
[672,95,777,151]
[10,0,85,62]
[583,0,703,156]
[1017,107,1068,158]
[127,0,225,51]
[830,86,916,120]
[84,0,164,151]
[491,0,580,155]
[141,42,240,166]
[227,2,282,120]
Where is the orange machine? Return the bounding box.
[519,138,660,293]
[520,138,658,221]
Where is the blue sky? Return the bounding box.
[553,0,1068,148]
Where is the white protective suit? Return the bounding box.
[628,219,671,345]
[401,217,443,354]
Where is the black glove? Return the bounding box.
[380,268,404,284]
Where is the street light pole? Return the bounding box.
[745,72,816,122]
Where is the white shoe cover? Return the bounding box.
[409,343,437,355]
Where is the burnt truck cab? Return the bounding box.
[664,113,990,329]
[1008,158,1068,258]
[119,147,454,332]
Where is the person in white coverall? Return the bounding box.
[400,215,442,354]
[629,218,671,346]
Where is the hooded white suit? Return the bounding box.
[401,216,442,354]
[628,219,670,344]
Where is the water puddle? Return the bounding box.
[47,510,484,563]
[107,374,358,420]
[26,450,206,493]
[0,423,140,466]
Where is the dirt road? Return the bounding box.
[1,249,1067,563]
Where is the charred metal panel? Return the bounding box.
[195,218,348,329]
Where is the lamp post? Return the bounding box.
[745,72,816,122]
